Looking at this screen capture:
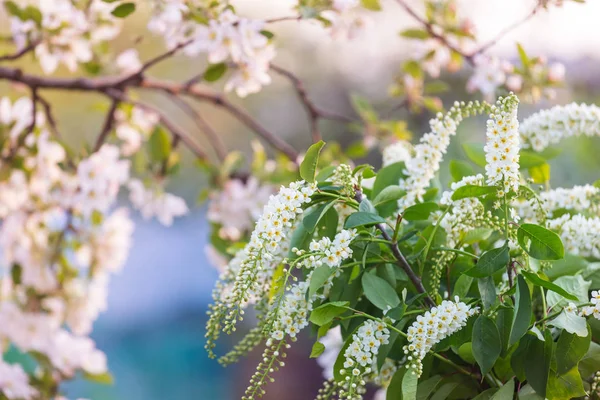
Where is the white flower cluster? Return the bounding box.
[404,298,478,376]
[271,229,357,341]
[399,101,487,208]
[484,94,521,193]
[9,0,121,74]
[468,55,565,100]
[207,181,316,349]
[581,291,600,320]
[0,97,42,144]
[520,103,600,152]
[0,359,37,400]
[339,320,390,400]
[149,7,275,97]
[115,106,160,156]
[546,214,600,258]
[128,179,188,227]
[382,140,413,167]
[207,177,274,241]
[513,185,600,222]
[321,0,370,40]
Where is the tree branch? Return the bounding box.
[0,40,39,62]
[166,93,228,162]
[95,99,119,151]
[271,64,352,143]
[104,89,208,160]
[37,94,60,138]
[0,65,299,161]
[355,188,436,308]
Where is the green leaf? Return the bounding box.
[556,328,591,375]
[548,308,588,337]
[546,367,586,400]
[524,330,553,398]
[517,223,565,260]
[260,30,274,39]
[519,150,547,168]
[360,0,381,11]
[303,202,335,232]
[309,301,349,326]
[517,43,530,70]
[310,341,326,358]
[478,276,497,310]
[451,185,497,201]
[472,389,497,400]
[372,162,406,198]
[148,126,172,162]
[299,140,325,183]
[288,222,312,257]
[546,275,591,308]
[359,197,377,214]
[373,185,405,208]
[344,212,386,228]
[509,275,532,346]
[83,371,114,385]
[496,307,514,356]
[430,382,459,400]
[520,270,577,301]
[449,160,474,182]
[111,2,136,18]
[462,228,493,245]
[458,342,476,364]
[203,63,227,82]
[453,275,473,299]
[579,342,600,378]
[309,265,334,298]
[403,202,438,221]
[464,243,509,278]
[472,316,501,375]
[361,272,400,310]
[3,1,22,18]
[529,163,551,184]
[416,375,442,400]
[400,29,429,39]
[490,378,514,400]
[387,367,418,400]
[463,143,486,167]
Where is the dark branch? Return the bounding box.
[0,40,39,62]
[355,188,436,308]
[271,64,352,143]
[94,99,119,151]
[104,89,208,160]
[166,93,228,162]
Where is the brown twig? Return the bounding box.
[0,40,39,62]
[166,93,228,161]
[355,188,436,307]
[0,65,299,161]
[94,99,119,151]
[104,89,208,160]
[396,0,544,66]
[470,1,544,58]
[271,64,352,143]
[36,94,60,138]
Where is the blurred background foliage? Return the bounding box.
[2,0,600,399]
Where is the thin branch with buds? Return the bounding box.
[0,40,39,62]
[95,99,120,151]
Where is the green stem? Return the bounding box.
[433,247,479,259]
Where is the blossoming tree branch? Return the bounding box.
[0,0,598,399]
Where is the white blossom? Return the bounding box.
[484,94,520,193]
[0,360,37,400]
[404,298,478,376]
[519,103,600,152]
[382,141,413,167]
[128,179,188,226]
